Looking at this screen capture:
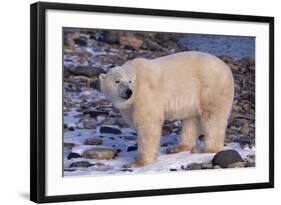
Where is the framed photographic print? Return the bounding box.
[30,1,274,203]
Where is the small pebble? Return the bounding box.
[121,168,133,172]
[100,126,122,134]
[95,162,106,167]
[83,120,97,129]
[124,136,137,140]
[64,168,76,172]
[64,142,75,148]
[70,161,93,168]
[127,146,137,152]
[67,152,81,160]
[84,138,103,145]
[82,147,117,159]
[68,127,75,131]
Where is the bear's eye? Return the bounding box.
[115,80,120,84]
[128,80,132,84]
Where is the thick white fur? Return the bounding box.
[100,51,234,167]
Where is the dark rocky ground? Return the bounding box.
[63,28,255,175]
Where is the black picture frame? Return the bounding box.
[30,1,274,203]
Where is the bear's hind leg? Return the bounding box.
[167,117,199,154]
[199,112,227,153]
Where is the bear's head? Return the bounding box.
[99,67,136,109]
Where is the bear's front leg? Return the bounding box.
[126,112,164,168]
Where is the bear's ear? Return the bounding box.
[130,73,136,82]
[99,73,106,81]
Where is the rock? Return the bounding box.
[169,168,178,171]
[231,118,249,127]
[227,162,245,168]
[248,65,255,71]
[95,162,106,167]
[240,90,255,102]
[201,163,213,169]
[84,138,103,145]
[82,147,117,159]
[162,124,174,135]
[232,104,243,112]
[68,66,106,78]
[241,57,255,67]
[241,126,251,135]
[124,135,137,140]
[224,135,238,143]
[100,117,116,125]
[68,127,75,131]
[212,150,243,168]
[103,31,123,43]
[121,168,133,172]
[127,145,137,152]
[242,103,252,111]
[67,152,82,160]
[119,36,143,49]
[234,136,254,146]
[69,161,93,168]
[144,39,167,52]
[231,112,255,121]
[74,38,87,46]
[181,163,202,170]
[65,122,76,131]
[131,131,137,136]
[64,31,80,47]
[100,126,121,134]
[245,162,255,167]
[64,168,76,172]
[64,142,75,148]
[83,119,97,129]
[83,109,109,118]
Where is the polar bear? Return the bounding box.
[99,51,234,167]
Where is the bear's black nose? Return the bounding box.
[125,89,132,98]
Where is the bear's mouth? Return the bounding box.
[119,88,133,100]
